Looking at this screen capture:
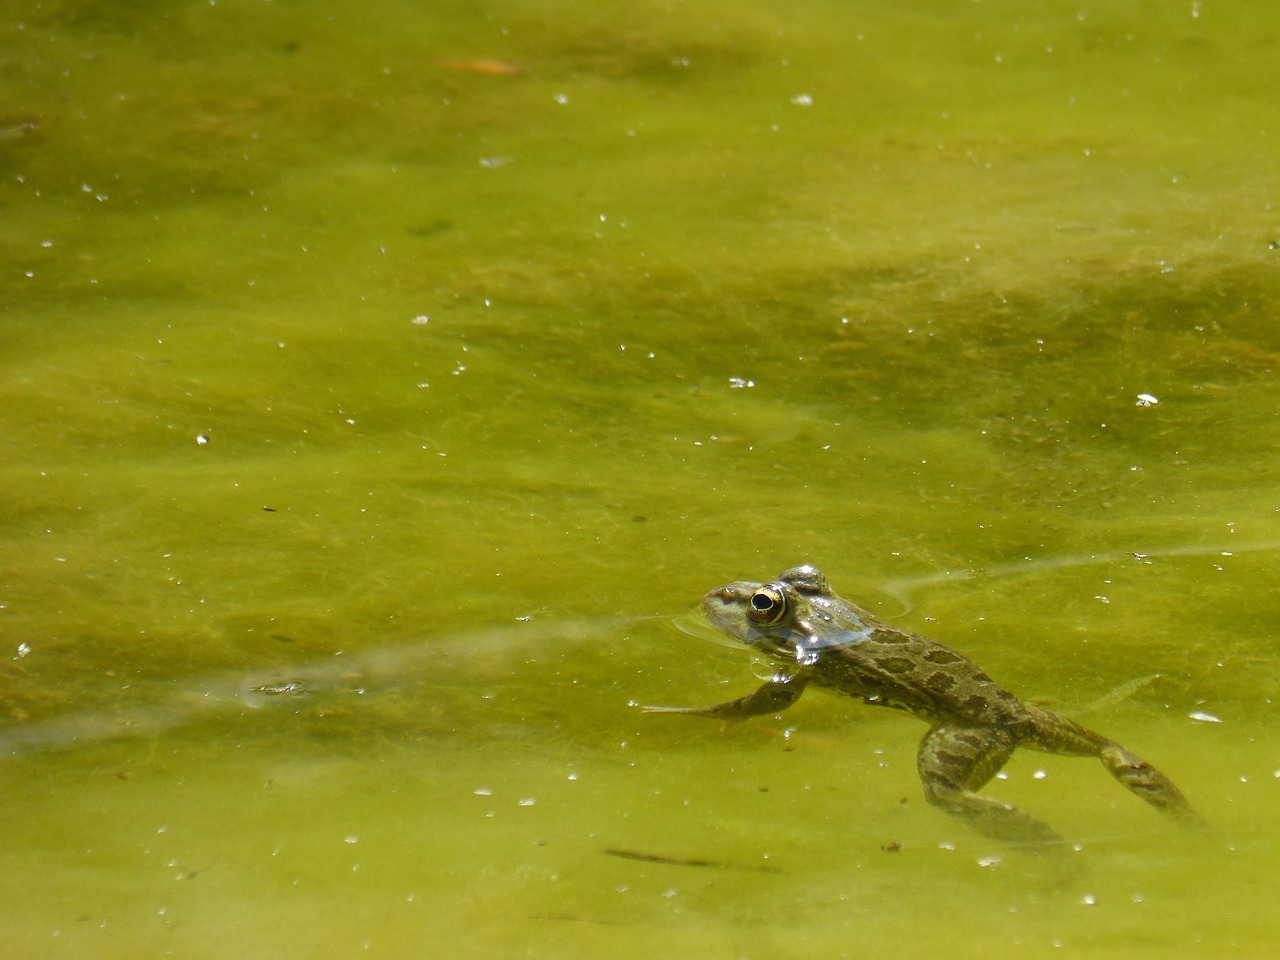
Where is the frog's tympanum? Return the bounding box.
[644,565,1197,845]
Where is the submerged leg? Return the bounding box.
[1024,705,1199,822]
[917,724,1063,845]
[641,678,808,720]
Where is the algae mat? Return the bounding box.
[2,2,1278,957]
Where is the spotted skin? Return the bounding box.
[644,565,1198,845]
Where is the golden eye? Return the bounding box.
[747,586,787,625]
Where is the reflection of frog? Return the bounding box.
[644,565,1197,845]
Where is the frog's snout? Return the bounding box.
[701,586,730,611]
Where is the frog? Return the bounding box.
[643,565,1198,845]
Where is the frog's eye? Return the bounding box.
[747,586,788,625]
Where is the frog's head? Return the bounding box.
[702,565,867,661]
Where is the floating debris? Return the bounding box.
[1188,711,1223,723]
[440,59,521,76]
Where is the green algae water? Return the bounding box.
[2,1,1278,956]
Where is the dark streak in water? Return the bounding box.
[603,847,782,873]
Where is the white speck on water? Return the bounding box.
[1188,711,1222,723]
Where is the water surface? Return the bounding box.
[2,1,1278,957]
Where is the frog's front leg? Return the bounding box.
[641,678,809,721]
[918,723,1063,846]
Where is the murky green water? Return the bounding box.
[3,0,1279,956]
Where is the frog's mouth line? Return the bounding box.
[672,606,742,649]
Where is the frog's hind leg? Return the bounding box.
[1024,706,1199,822]
[916,724,1062,845]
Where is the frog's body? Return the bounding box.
[644,565,1197,845]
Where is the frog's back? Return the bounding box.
[811,611,1029,728]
